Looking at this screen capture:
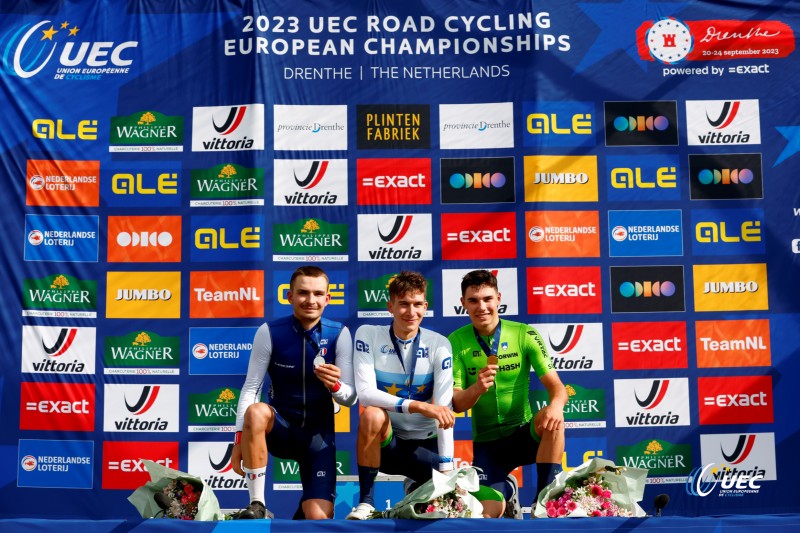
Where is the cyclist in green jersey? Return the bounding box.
[449,270,567,519]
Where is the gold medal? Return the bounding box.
[487,355,498,366]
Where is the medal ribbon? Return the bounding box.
[389,327,422,398]
[473,322,502,357]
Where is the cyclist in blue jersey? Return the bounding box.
[231,266,357,520]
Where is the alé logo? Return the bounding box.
[192,104,264,151]
[1,18,137,79]
[614,378,690,428]
[187,442,247,490]
[357,214,432,261]
[21,325,95,374]
[102,441,178,489]
[686,100,761,146]
[103,384,179,432]
[274,159,348,206]
[530,323,604,372]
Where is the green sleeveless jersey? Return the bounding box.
[449,319,554,442]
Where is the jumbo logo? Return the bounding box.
[2,19,137,79]
[524,155,598,202]
[107,216,182,263]
[106,271,181,319]
[693,263,768,312]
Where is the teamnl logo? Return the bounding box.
[2,19,137,79]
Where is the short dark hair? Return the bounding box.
[290,265,329,290]
[460,269,498,296]
[388,271,427,300]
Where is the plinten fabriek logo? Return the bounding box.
[104,330,180,375]
[357,104,429,150]
[110,111,183,152]
[103,384,179,432]
[273,218,348,262]
[21,325,96,375]
[188,387,239,432]
[22,274,97,318]
[530,323,604,372]
[614,378,691,427]
[190,163,264,207]
[192,104,264,151]
[2,19,137,79]
[274,159,348,206]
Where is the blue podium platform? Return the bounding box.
[2,515,800,533]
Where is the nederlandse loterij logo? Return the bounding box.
[192,104,264,151]
[107,215,182,263]
[26,159,99,207]
[357,214,432,261]
[613,378,691,427]
[612,321,687,370]
[530,323,604,372]
[616,439,692,480]
[606,154,680,202]
[21,325,96,375]
[102,441,178,490]
[689,153,763,200]
[441,268,518,317]
[274,159,348,206]
[1,19,137,79]
[22,274,97,318]
[188,327,255,375]
[187,442,247,490]
[272,218,348,262]
[695,319,771,368]
[526,210,600,258]
[532,384,606,429]
[103,330,180,375]
[357,272,434,318]
[24,214,99,263]
[103,384,179,432]
[524,155,598,202]
[188,387,239,431]
[608,210,683,258]
[190,163,264,206]
[275,105,347,151]
[686,100,761,146]
[110,111,183,152]
[106,271,181,319]
[17,439,94,489]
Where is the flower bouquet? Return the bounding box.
[533,458,647,518]
[128,459,224,521]
[376,467,484,519]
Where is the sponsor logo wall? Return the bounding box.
[1,0,797,520]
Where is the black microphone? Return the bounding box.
[154,492,171,517]
[653,494,669,517]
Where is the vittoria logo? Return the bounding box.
[698,376,773,425]
[102,441,178,489]
[357,158,431,205]
[21,325,96,375]
[689,153,763,200]
[699,432,776,483]
[440,157,515,204]
[610,265,685,313]
[686,100,761,146]
[192,104,264,151]
[187,442,247,490]
[103,384,179,432]
[110,111,184,152]
[692,263,768,312]
[190,163,264,207]
[441,212,516,260]
[695,319,771,368]
[441,268,518,317]
[357,214,432,261]
[527,266,602,315]
[522,101,594,148]
[614,378,690,427]
[612,321,687,370]
[524,155,598,202]
[26,159,99,207]
[531,323,604,371]
[274,159,348,206]
[604,101,679,146]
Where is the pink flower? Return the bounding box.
[591,510,603,517]
[601,501,611,509]
[557,507,567,517]
[602,490,612,498]
[566,501,578,512]
[591,485,603,496]
[426,505,435,513]
[547,507,558,518]
[546,500,556,509]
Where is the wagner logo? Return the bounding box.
[26,159,99,207]
[104,383,179,432]
[699,433,776,482]
[533,384,606,428]
[357,104,430,149]
[524,155,598,202]
[188,387,239,428]
[21,325,96,375]
[607,154,680,202]
[106,271,181,319]
[441,157,515,204]
[107,216,182,263]
[614,378,690,427]
[440,102,513,149]
[106,169,179,208]
[693,263,768,312]
[616,438,692,478]
[22,274,97,318]
[357,272,435,318]
[695,319,771,368]
[190,163,264,206]
[610,265,685,313]
[104,330,180,375]
[442,268,518,317]
[527,266,601,315]
[526,210,599,258]
[21,382,95,431]
[357,214,432,261]
[686,100,761,146]
[274,159,348,206]
[192,104,264,151]
[191,214,262,262]
[190,270,264,318]
[689,153,763,200]
[441,212,516,260]
[531,323,604,372]
[102,441,178,489]
[273,218,348,262]
[32,117,97,140]
[692,208,764,256]
[187,442,248,490]
[604,101,678,146]
[699,376,773,426]
[274,104,347,151]
[357,158,431,205]
[523,101,594,148]
[110,111,184,152]
[1,19,137,79]
[612,321,687,370]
